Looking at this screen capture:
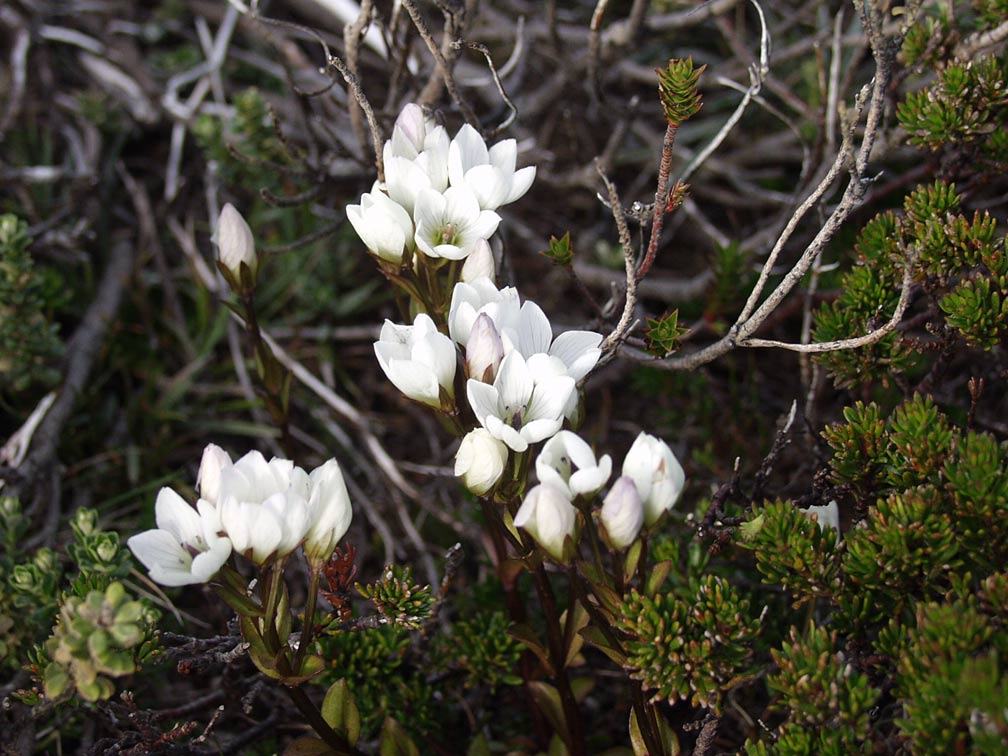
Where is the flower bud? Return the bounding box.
[304,459,353,564]
[622,432,685,527]
[196,443,232,506]
[514,483,578,563]
[214,204,257,281]
[598,476,644,550]
[799,501,840,533]
[465,313,504,382]
[461,239,495,283]
[455,428,509,495]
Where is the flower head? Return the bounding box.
[216,451,312,564]
[127,488,231,586]
[514,483,578,562]
[622,432,685,527]
[598,476,644,549]
[448,124,536,210]
[346,185,415,264]
[374,313,458,409]
[466,351,575,452]
[536,431,611,498]
[304,459,353,564]
[455,428,509,496]
[413,186,500,261]
[448,277,520,349]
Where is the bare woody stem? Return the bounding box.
[637,122,679,282]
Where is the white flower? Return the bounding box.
[346,185,415,264]
[461,238,495,283]
[536,431,611,498]
[466,351,575,453]
[413,186,500,261]
[448,277,520,349]
[216,451,312,564]
[303,459,353,564]
[448,124,536,210]
[598,476,644,549]
[213,203,256,277]
[465,313,504,382]
[374,313,458,408]
[387,103,440,160]
[511,300,602,381]
[454,428,509,495]
[196,443,231,506]
[800,501,840,533]
[622,432,686,527]
[383,105,450,216]
[127,488,232,587]
[514,483,578,562]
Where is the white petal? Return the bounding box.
[488,139,517,173]
[449,124,489,186]
[154,488,203,546]
[550,331,603,381]
[495,352,534,410]
[506,166,536,204]
[127,529,189,573]
[518,302,554,358]
[190,537,232,581]
[466,379,500,426]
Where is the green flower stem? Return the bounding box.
[293,565,322,674]
[577,500,609,584]
[240,291,294,455]
[531,564,586,756]
[261,560,286,653]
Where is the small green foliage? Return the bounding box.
[822,401,888,502]
[441,610,522,689]
[768,625,878,735]
[66,508,132,588]
[541,232,574,267]
[41,582,158,702]
[316,626,438,739]
[893,601,1008,755]
[842,486,960,622]
[644,310,688,357]
[897,56,1008,164]
[940,277,1008,349]
[0,214,63,393]
[357,565,434,629]
[741,501,841,605]
[885,395,953,488]
[657,58,705,125]
[618,575,760,710]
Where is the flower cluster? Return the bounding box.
[347,104,534,267]
[127,444,352,586]
[515,431,686,561]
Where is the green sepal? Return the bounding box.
[321,679,362,747]
[624,540,643,583]
[645,560,673,598]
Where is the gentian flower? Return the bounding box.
[216,451,312,564]
[536,431,612,498]
[448,277,520,350]
[127,488,231,587]
[461,238,495,282]
[466,351,575,452]
[374,313,458,408]
[213,203,256,278]
[346,185,415,264]
[514,483,578,562]
[454,428,509,496]
[303,459,353,564]
[413,186,500,261]
[598,476,644,549]
[448,124,536,210]
[383,104,450,216]
[622,432,686,527]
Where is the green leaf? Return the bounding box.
[321,679,362,747]
[467,734,491,756]
[644,311,689,357]
[541,232,574,267]
[508,622,554,674]
[379,717,420,756]
[579,625,628,666]
[624,540,643,583]
[645,560,673,598]
[562,602,590,669]
[528,681,570,744]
